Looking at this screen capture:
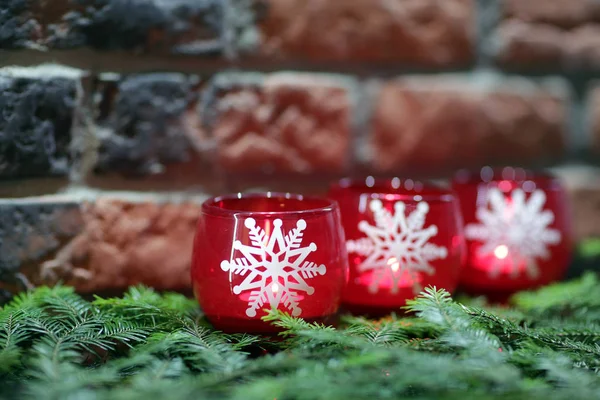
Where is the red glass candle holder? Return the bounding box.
[452,167,573,299]
[329,177,466,315]
[191,192,348,333]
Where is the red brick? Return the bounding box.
[497,0,600,69]
[209,73,351,175]
[257,0,474,66]
[569,187,600,240]
[92,73,214,181]
[369,76,568,174]
[496,21,565,67]
[552,166,600,241]
[504,0,600,27]
[53,198,200,292]
[589,86,600,156]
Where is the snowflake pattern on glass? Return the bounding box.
[346,199,448,294]
[465,187,562,279]
[220,218,326,318]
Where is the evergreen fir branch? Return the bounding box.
[95,320,150,348]
[355,322,408,346]
[405,287,503,355]
[3,285,79,312]
[25,353,122,400]
[41,290,92,319]
[262,309,333,334]
[92,285,200,315]
[3,279,600,399]
[164,328,249,373]
[465,306,600,369]
[227,346,524,400]
[262,309,408,350]
[510,342,600,392]
[0,308,31,372]
[336,320,408,347]
[341,314,441,339]
[538,322,600,344]
[579,239,600,258]
[405,337,447,352]
[221,333,263,351]
[127,357,188,385]
[92,285,202,329]
[511,272,600,318]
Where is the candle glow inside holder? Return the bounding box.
[191,192,348,333]
[329,177,466,316]
[452,167,573,299]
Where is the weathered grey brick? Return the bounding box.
[0,197,82,292]
[0,65,84,178]
[0,0,39,49]
[93,73,211,177]
[1,0,227,56]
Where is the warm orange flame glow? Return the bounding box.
[387,257,400,272]
[494,245,509,260]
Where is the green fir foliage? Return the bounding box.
[3,274,600,399]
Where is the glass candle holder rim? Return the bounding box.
[201,192,339,218]
[452,167,561,189]
[330,177,456,203]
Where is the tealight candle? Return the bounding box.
[329,177,466,316]
[192,192,348,333]
[452,167,573,299]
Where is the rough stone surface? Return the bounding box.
[1,0,224,55]
[94,73,210,177]
[256,0,474,66]
[0,0,38,49]
[497,0,600,69]
[0,198,82,292]
[42,198,200,293]
[369,76,567,174]
[206,73,351,175]
[0,65,82,178]
[589,86,600,156]
[0,196,201,294]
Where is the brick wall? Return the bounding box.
[0,0,599,294]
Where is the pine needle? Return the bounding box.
[1,280,600,399]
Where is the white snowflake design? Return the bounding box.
[220,218,326,318]
[346,199,448,294]
[465,187,561,279]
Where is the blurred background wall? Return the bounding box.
[0,0,599,295]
